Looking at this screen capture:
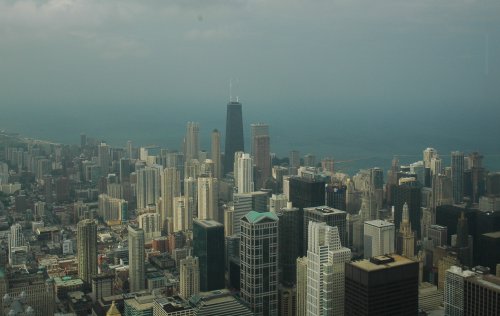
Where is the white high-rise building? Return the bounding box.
[296,257,308,316]
[211,129,222,180]
[8,223,25,248]
[138,212,161,242]
[185,122,200,162]
[306,222,351,316]
[179,256,200,300]
[269,194,288,213]
[197,176,219,221]
[363,220,395,258]
[160,167,181,224]
[444,266,476,316]
[128,226,145,292]
[173,196,191,232]
[184,177,197,220]
[235,153,254,194]
[136,165,161,210]
[423,148,437,169]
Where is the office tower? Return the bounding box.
[289,150,300,175]
[185,122,200,162]
[160,167,181,227]
[119,158,131,183]
[232,191,269,236]
[454,212,473,267]
[179,256,200,299]
[193,219,225,291]
[136,166,161,210]
[289,177,325,210]
[137,212,161,242]
[427,225,448,247]
[444,266,475,316]
[128,225,145,292]
[126,140,133,159]
[98,142,111,173]
[211,129,222,179]
[186,289,254,315]
[466,152,486,203]
[345,254,419,316]
[80,133,87,147]
[276,204,302,285]
[393,177,422,238]
[303,206,347,254]
[363,220,395,258]
[464,273,500,315]
[326,184,347,211]
[197,176,219,221]
[397,203,416,258]
[8,223,25,248]
[306,222,351,316]
[321,157,335,173]
[451,151,465,204]
[8,223,27,266]
[77,219,97,286]
[235,153,254,193]
[296,257,308,316]
[278,286,296,316]
[240,211,279,316]
[251,123,271,189]
[224,100,244,174]
[431,155,443,177]
[478,232,500,275]
[269,194,288,212]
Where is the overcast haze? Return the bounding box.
[1,0,499,170]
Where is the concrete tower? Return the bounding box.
[451,151,465,204]
[211,129,222,179]
[179,256,200,299]
[160,167,181,226]
[251,123,271,190]
[128,225,145,292]
[77,219,97,286]
[185,122,200,162]
[197,175,219,221]
[236,153,254,194]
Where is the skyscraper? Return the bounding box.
[179,256,200,299]
[224,100,244,174]
[98,142,111,173]
[136,165,161,210]
[77,219,97,286]
[289,150,300,175]
[193,219,225,292]
[303,206,347,255]
[398,203,416,258]
[306,222,351,316]
[240,211,279,316]
[251,123,271,189]
[345,254,419,316]
[451,151,465,204]
[128,225,145,292]
[185,122,200,162]
[296,257,308,316]
[444,266,475,316]
[197,175,219,221]
[211,129,222,179]
[276,204,302,285]
[160,167,181,227]
[235,153,254,194]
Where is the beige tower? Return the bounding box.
[160,167,181,228]
[128,226,145,292]
[179,256,200,299]
[400,203,415,258]
[197,175,219,221]
[211,129,222,179]
[296,257,308,316]
[77,219,97,286]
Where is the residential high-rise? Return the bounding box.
[235,153,254,194]
[136,165,161,210]
[128,225,145,292]
[137,212,161,242]
[77,219,97,286]
[211,129,222,179]
[98,142,111,173]
[185,122,200,162]
[240,211,279,316]
[224,100,244,174]
[276,204,302,285]
[193,219,225,292]
[289,150,300,175]
[173,196,190,232]
[451,151,465,204]
[303,206,347,254]
[179,256,200,299]
[184,176,198,219]
[345,254,419,316]
[251,123,271,190]
[160,167,181,227]
[363,220,395,258]
[197,175,219,221]
[306,222,351,316]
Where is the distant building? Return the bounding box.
[179,256,200,300]
[363,220,395,258]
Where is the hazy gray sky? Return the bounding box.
[0,0,499,159]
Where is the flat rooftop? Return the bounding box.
[195,219,223,228]
[350,254,416,272]
[304,206,346,215]
[365,220,394,228]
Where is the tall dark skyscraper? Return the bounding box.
[276,204,302,286]
[224,100,244,174]
[193,219,225,292]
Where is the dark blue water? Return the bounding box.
[1,102,499,175]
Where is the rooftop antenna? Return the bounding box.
[235,78,239,102]
[229,78,233,102]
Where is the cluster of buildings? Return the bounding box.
[0,101,500,316]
